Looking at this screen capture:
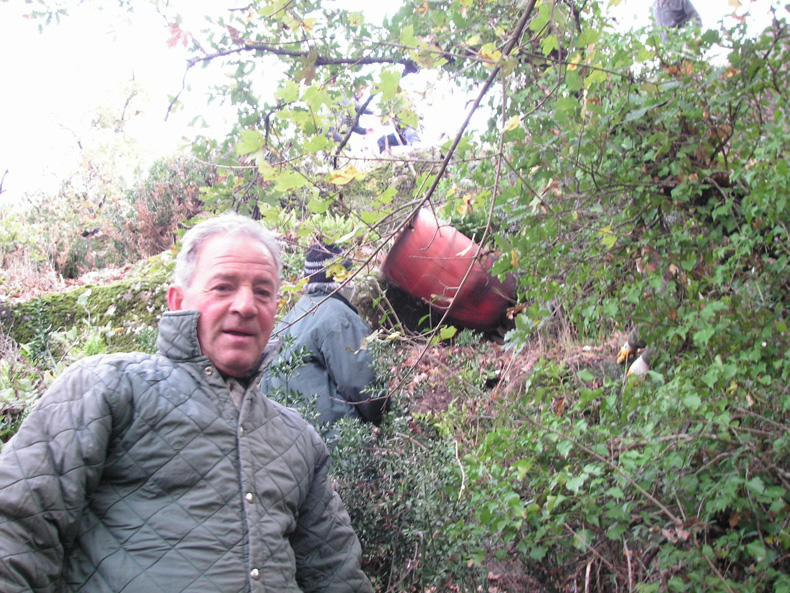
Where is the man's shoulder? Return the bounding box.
[52,351,181,393]
[306,292,362,318]
[277,293,345,327]
[67,351,168,374]
[27,352,163,414]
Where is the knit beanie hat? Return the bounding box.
[304,243,351,284]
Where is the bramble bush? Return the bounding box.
[328,10,790,591]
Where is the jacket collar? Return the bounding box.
[304,286,358,314]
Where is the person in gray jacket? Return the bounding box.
[264,243,386,431]
[653,0,702,40]
[0,214,373,593]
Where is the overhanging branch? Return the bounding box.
[186,42,409,69]
[167,42,413,119]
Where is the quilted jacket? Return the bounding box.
[0,310,373,593]
[263,289,384,427]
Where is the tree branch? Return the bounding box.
[186,42,410,69]
[332,94,376,166]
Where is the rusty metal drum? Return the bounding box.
[381,209,516,332]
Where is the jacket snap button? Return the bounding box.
[204,367,213,376]
[245,492,254,503]
[250,568,260,580]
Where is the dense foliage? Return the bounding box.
[3,0,790,591]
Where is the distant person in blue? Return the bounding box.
[329,90,375,144]
[653,0,702,40]
[264,242,386,433]
[377,125,421,153]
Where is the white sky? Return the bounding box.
[0,0,783,207]
[0,1,232,206]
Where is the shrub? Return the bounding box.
[124,157,218,257]
[0,330,40,443]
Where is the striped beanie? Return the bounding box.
[304,243,350,284]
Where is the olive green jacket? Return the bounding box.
[0,311,372,593]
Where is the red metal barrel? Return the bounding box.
[381,209,516,331]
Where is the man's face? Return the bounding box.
[167,234,279,377]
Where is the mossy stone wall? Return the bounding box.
[2,271,170,352]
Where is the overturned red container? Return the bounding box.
[381,209,516,332]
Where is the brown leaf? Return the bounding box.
[729,511,741,529]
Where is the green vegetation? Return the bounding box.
[2,0,790,590]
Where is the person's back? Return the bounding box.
[653,0,702,39]
[264,243,385,430]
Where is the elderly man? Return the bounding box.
[0,214,373,593]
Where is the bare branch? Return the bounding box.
[186,42,410,69]
[332,94,376,166]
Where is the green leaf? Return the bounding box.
[625,106,651,122]
[274,80,300,103]
[556,96,579,114]
[557,441,573,458]
[566,70,583,92]
[682,394,701,410]
[399,24,417,46]
[236,130,265,156]
[681,255,697,271]
[529,6,550,33]
[360,211,380,225]
[440,326,457,341]
[746,540,768,562]
[598,227,617,249]
[304,134,331,153]
[306,198,331,213]
[258,161,276,180]
[576,369,595,383]
[747,476,766,495]
[572,529,593,551]
[376,69,402,101]
[76,289,92,307]
[584,69,608,87]
[348,11,365,25]
[378,186,396,205]
[692,327,714,346]
[514,459,532,481]
[504,491,526,517]
[529,546,547,561]
[541,35,559,57]
[274,171,308,192]
[566,473,587,494]
[576,29,600,47]
[545,494,567,512]
[301,84,329,112]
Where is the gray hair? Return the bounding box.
[173,213,282,289]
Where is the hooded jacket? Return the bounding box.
[653,0,702,38]
[0,310,372,593]
[263,288,384,428]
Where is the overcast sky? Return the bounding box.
[0,0,783,207]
